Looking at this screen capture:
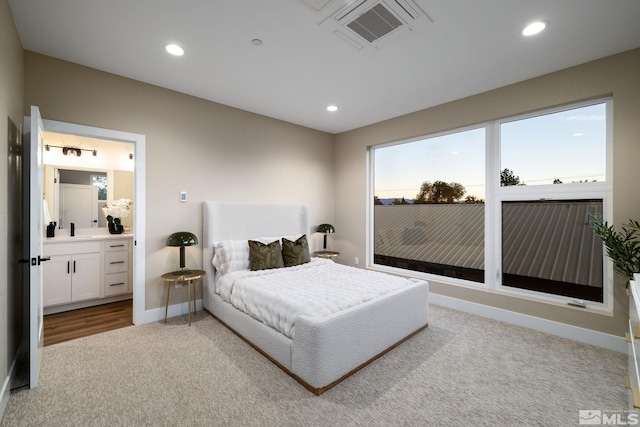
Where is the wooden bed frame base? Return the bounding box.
[206,308,428,395]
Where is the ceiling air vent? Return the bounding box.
[319,0,431,49]
[346,3,403,42]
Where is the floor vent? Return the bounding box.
[318,0,431,49]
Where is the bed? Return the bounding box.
[202,201,429,395]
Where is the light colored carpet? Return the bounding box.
[1,304,627,426]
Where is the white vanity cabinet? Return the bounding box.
[104,239,131,297]
[43,235,133,312]
[43,241,101,306]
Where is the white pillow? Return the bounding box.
[211,251,223,270]
[213,240,251,274]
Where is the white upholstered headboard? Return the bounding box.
[202,201,310,294]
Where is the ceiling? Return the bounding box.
[8,0,640,134]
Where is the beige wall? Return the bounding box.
[113,170,134,228]
[334,48,640,337]
[23,52,335,311]
[0,0,24,391]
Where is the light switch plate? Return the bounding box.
[180,191,187,203]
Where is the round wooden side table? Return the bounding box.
[312,250,340,259]
[161,269,205,326]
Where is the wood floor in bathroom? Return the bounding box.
[43,299,133,346]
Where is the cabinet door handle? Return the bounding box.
[109,283,125,287]
[67,261,70,274]
[110,244,125,248]
[73,260,76,273]
[110,261,125,265]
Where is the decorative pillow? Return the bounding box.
[260,234,303,245]
[214,240,250,274]
[282,235,310,267]
[249,240,284,271]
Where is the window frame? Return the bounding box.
[368,97,613,311]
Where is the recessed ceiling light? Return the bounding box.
[252,39,263,46]
[165,43,185,56]
[327,105,338,112]
[522,21,547,36]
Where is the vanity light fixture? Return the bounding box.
[62,147,81,156]
[522,20,548,36]
[45,144,97,157]
[165,43,185,56]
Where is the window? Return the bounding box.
[500,103,606,186]
[91,175,107,201]
[373,127,485,283]
[501,200,603,302]
[371,99,611,307]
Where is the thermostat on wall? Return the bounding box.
[180,191,187,203]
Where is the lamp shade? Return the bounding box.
[166,231,198,247]
[316,224,335,234]
[166,232,198,273]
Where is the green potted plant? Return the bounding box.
[590,215,640,283]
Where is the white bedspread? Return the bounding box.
[217,258,421,338]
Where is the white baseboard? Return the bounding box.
[0,355,17,423]
[430,293,626,353]
[139,299,203,324]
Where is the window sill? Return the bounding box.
[368,262,614,316]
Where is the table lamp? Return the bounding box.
[166,231,198,275]
[316,224,335,250]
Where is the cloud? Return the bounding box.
[561,114,605,122]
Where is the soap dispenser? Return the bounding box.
[70,222,75,237]
[46,222,55,238]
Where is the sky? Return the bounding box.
[374,102,607,201]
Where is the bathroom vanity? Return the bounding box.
[43,231,133,314]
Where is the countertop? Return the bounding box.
[44,232,133,243]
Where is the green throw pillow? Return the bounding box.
[249,240,284,271]
[282,235,311,267]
